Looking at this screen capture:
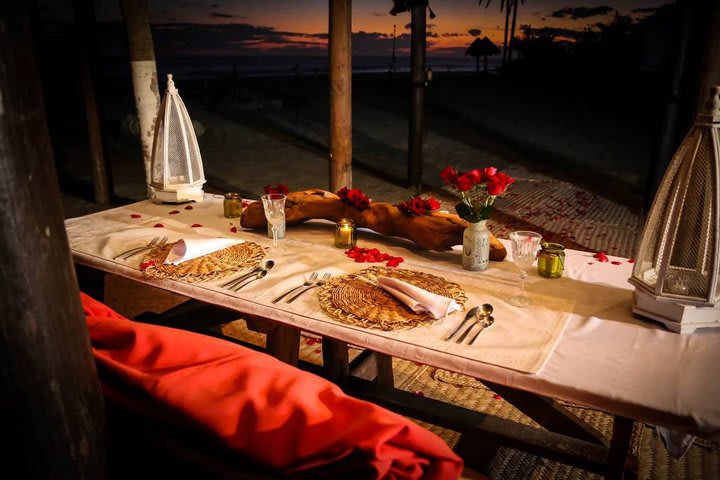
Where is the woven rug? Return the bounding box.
[103,278,719,480]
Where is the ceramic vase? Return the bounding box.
[462,220,490,271]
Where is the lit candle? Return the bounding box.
[334,218,356,248]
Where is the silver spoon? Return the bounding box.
[445,303,493,341]
[233,269,268,291]
[466,315,495,345]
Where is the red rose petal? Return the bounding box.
[153,223,164,228]
[414,391,425,397]
[184,205,193,210]
[230,227,238,233]
[611,261,622,265]
[493,394,502,400]
[314,348,321,354]
[628,259,636,263]
[191,223,203,228]
[130,214,142,219]
[169,210,180,215]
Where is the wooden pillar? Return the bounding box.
[408,0,427,190]
[328,0,352,191]
[73,0,111,204]
[119,0,160,194]
[0,3,106,477]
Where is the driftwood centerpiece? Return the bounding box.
[241,190,507,260]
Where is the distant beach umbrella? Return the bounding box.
[149,74,206,203]
[465,36,500,74]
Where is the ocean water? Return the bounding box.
[100,55,501,80]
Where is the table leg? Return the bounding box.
[607,416,634,480]
[265,324,300,367]
[374,352,394,387]
[322,338,349,382]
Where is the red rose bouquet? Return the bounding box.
[440,166,515,222]
[397,196,441,216]
[337,187,371,210]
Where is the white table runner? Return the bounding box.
[69,196,570,374]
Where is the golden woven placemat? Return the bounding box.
[140,241,265,283]
[318,266,467,331]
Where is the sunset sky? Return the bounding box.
[78,0,672,56]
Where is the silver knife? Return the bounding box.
[443,306,479,341]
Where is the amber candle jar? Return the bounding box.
[223,192,243,218]
[334,218,357,248]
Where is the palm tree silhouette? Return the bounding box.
[481,0,525,66]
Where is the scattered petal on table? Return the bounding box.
[184,205,194,210]
[153,223,164,228]
[130,213,142,219]
[191,224,203,228]
[169,210,180,215]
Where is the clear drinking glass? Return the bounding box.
[509,231,542,307]
[261,194,286,247]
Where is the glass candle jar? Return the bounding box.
[223,192,243,218]
[537,242,565,278]
[334,218,356,248]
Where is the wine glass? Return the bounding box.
[261,194,286,247]
[508,231,542,307]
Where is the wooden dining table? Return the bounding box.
[65,195,720,479]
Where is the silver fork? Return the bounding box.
[113,236,159,260]
[271,272,318,304]
[285,272,332,304]
[122,236,168,260]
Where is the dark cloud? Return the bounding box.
[211,3,219,7]
[211,12,240,18]
[522,26,584,40]
[468,28,482,36]
[372,12,385,17]
[550,6,614,20]
[404,23,436,30]
[441,33,463,37]
[632,7,658,14]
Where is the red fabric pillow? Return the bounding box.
[81,293,463,479]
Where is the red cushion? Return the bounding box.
[81,293,463,479]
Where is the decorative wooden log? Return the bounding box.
[241,190,507,260]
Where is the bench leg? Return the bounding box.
[607,416,634,480]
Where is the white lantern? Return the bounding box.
[630,86,720,333]
[149,74,205,203]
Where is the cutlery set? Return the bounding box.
[219,263,333,301]
[444,303,494,345]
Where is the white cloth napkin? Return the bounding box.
[164,238,244,265]
[377,276,461,319]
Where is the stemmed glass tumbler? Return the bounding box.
[509,231,542,307]
[261,194,286,247]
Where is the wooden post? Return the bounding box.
[73,0,111,204]
[328,0,352,191]
[119,0,160,195]
[0,3,106,477]
[408,0,427,190]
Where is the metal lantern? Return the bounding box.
[149,74,205,203]
[630,86,720,333]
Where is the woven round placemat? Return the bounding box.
[318,266,467,331]
[140,241,265,283]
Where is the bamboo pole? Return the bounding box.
[408,0,427,190]
[328,0,352,191]
[0,3,106,477]
[119,0,159,195]
[73,0,111,204]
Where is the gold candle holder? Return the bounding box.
[334,218,356,248]
[223,192,243,218]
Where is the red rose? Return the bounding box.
[410,197,426,215]
[336,187,349,198]
[456,172,478,192]
[347,188,363,203]
[386,257,404,267]
[483,167,498,180]
[486,178,503,196]
[440,166,459,186]
[426,197,441,211]
[264,184,289,195]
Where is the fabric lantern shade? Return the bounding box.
[630,86,720,333]
[149,74,205,203]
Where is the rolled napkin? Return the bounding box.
[377,276,461,319]
[164,238,244,265]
